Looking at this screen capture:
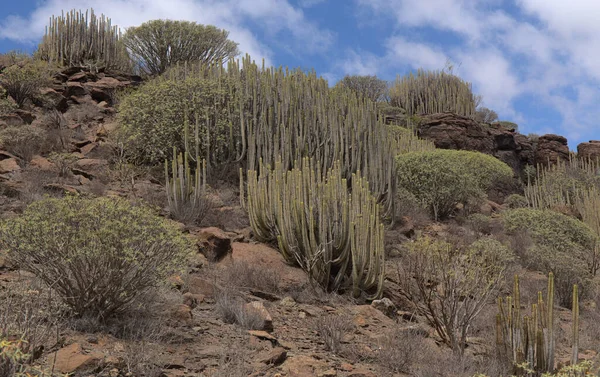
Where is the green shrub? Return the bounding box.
[502,208,598,306]
[0,87,16,115]
[390,69,480,117]
[117,74,235,165]
[474,107,498,123]
[396,150,513,220]
[334,75,388,102]
[37,9,131,71]
[0,125,47,163]
[504,193,528,209]
[0,196,193,319]
[0,59,52,107]
[123,20,238,76]
[399,235,513,353]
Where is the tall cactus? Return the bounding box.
[243,157,385,299]
[496,272,583,375]
[37,8,131,71]
[165,112,210,225]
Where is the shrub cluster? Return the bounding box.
[396,149,513,219]
[502,207,598,306]
[1,196,194,319]
[0,59,52,107]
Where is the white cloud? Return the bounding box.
[0,0,334,65]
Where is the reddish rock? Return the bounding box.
[225,242,309,291]
[74,158,109,172]
[53,343,103,374]
[417,113,534,175]
[80,142,98,156]
[182,292,204,308]
[259,347,287,365]
[30,156,55,171]
[187,276,217,298]
[65,81,88,97]
[284,355,330,377]
[535,134,569,166]
[197,227,233,262]
[577,140,600,160]
[0,158,20,174]
[245,301,273,332]
[169,303,193,323]
[38,87,68,111]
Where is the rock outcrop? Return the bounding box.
[416,113,534,174]
[534,134,569,166]
[577,140,600,160]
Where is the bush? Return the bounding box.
[398,235,513,353]
[117,74,235,165]
[396,149,513,220]
[0,59,52,107]
[0,125,47,163]
[474,107,498,123]
[504,193,528,209]
[37,9,131,71]
[390,69,480,117]
[0,87,16,115]
[0,196,193,319]
[123,20,238,76]
[334,74,388,102]
[502,208,598,306]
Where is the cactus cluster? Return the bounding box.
[158,57,398,218]
[389,68,479,118]
[37,9,130,71]
[242,157,385,299]
[497,273,580,375]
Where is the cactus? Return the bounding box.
[243,157,385,299]
[37,8,130,71]
[159,56,398,219]
[389,68,479,118]
[496,272,583,375]
[165,112,210,225]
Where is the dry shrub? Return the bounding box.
[122,342,163,377]
[214,290,266,330]
[376,328,426,374]
[0,125,47,164]
[312,314,354,354]
[40,110,72,152]
[208,343,251,377]
[0,59,52,107]
[17,169,62,205]
[221,262,282,295]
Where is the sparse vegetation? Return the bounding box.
[0,59,52,107]
[0,125,47,164]
[335,74,388,102]
[0,196,194,320]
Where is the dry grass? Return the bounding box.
[214,290,267,330]
[375,327,427,374]
[312,314,354,354]
[221,262,282,295]
[122,341,164,377]
[208,343,251,377]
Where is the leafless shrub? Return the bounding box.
[41,110,71,152]
[17,169,62,204]
[312,314,354,354]
[376,328,426,374]
[122,341,164,377]
[222,262,281,295]
[208,343,251,377]
[214,290,265,330]
[0,125,47,164]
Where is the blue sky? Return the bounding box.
[1,0,599,148]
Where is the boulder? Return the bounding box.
[65,81,88,97]
[38,87,68,112]
[245,301,273,332]
[535,134,569,166]
[30,156,55,171]
[0,158,20,174]
[417,113,534,176]
[197,227,234,262]
[371,298,397,317]
[53,343,103,374]
[577,140,600,160]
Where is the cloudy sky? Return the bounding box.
[0,0,599,147]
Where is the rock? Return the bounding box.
[280,296,296,308]
[0,158,20,174]
[248,330,277,342]
[182,292,204,309]
[80,142,98,156]
[0,114,24,127]
[65,81,88,97]
[74,158,108,174]
[245,301,273,332]
[371,298,397,317]
[44,183,79,195]
[352,305,396,329]
[283,355,330,377]
[197,227,233,262]
[14,110,35,124]
[187,276,217,298]
[226,242,309,291]
[535,134,569,166]
[417,113,534,176]
[259,347,287,365]
[398,216,415,238]
[347,370,377,377]
[53,343,103,374]
[577,140,600,160]
[169,304,193,323]
[30,156,55,171]
[318,370,337,377]
[38,87,68,111]
[84,77,127,104]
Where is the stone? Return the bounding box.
[182,292,204,309]
[347,370,377,377]
[371,298,397,317]
[577,140,600,160]
[318,370,337,377]
[398,216,415,238]
[80,142,98,156]
[38,87,68,112]
[0,158,20,174]
[248,330,277,342]
[53,343,103,374]
[169,304,193,323]
[245,301,273,332]
[535,134,569,166]
[197,227,233,262]
[30,156,55,171]
[65,81,88,97]
[187,276,217,298]
[44,183,79,195]
[283,355,330,377]
[259,347,287,365]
